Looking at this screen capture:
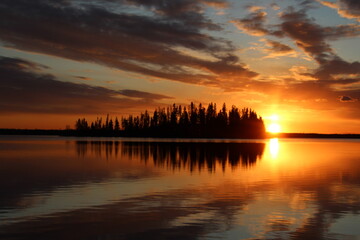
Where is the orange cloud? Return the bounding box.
[319,0,360,22]
[262,39,297,58]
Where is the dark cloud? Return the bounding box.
[279,8,359,64]
[266,40,293,53]
[0,56,171,114]
[340,0,360,17]
[232,10,269,36]
[325,23,360,39]
[230,6,360,116]
[232,10,283,37]
[321,0,360,22]
[341,0,360,8]
[249,6,360,94]
[233,6,359,66]
[74,76,92,81]
[0,0,257,90]
[276,7,360,108]
[299,0,318,8]
[118,89,174,100]
[124,0,227,30]
[339,95,357,102]
[319,78,360,85]
[314,57,360,79]
[0,56,49,71]
[279,9,331,64]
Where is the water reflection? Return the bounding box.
[0,137,360,240]
[269,138,279,158]
[76,141,265,171]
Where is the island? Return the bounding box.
[73,102,266,139]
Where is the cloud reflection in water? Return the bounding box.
[0,138,360,240]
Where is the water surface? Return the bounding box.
[0,136,359,240]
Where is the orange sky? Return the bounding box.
[0,0,359,133]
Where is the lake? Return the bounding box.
[0,136,359,240]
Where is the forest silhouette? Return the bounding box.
[75,141,265,172]
[74,102,266,138]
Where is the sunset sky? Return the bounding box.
[0,0,359,133]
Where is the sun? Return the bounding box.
[266,114,282,133]
[268,123,281,133]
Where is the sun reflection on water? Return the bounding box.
[1,138,360,239]
[269,138,279,159]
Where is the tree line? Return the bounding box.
[74,102,266,138]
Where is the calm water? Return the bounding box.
[0,136,359,240]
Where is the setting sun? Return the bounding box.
[268,123,281,133]
[266,114,282,133]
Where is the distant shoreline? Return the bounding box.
[269,133,360,139]
[0,129,359,139]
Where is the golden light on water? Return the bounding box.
[269,138,279,158]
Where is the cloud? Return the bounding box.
[231,5,284,37]
[279,8,360,64]
[244,73,360,120]
[288,65,318,81]
[1,0,359,122]
[0,56,49,71]
[271,7,360,116]
[339,95,357,102]
[123,0,225,30]
[299,0,319,8]
[263,39,297,58]
[270,3,280,11]
[0,0,257,91]
[74,76,92,81]
[230,5,360,117]
[118,89,174,100]
[233,6,359,65]
[0,56,172,114]
[320,0,360,22]
[232,5,356,63]
[202,0,230,9]
[231,10,282,37]
[246,5,265,13]
[314,57,360,79]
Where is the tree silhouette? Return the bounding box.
[114,117,120,132]
[74,102,266,138]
